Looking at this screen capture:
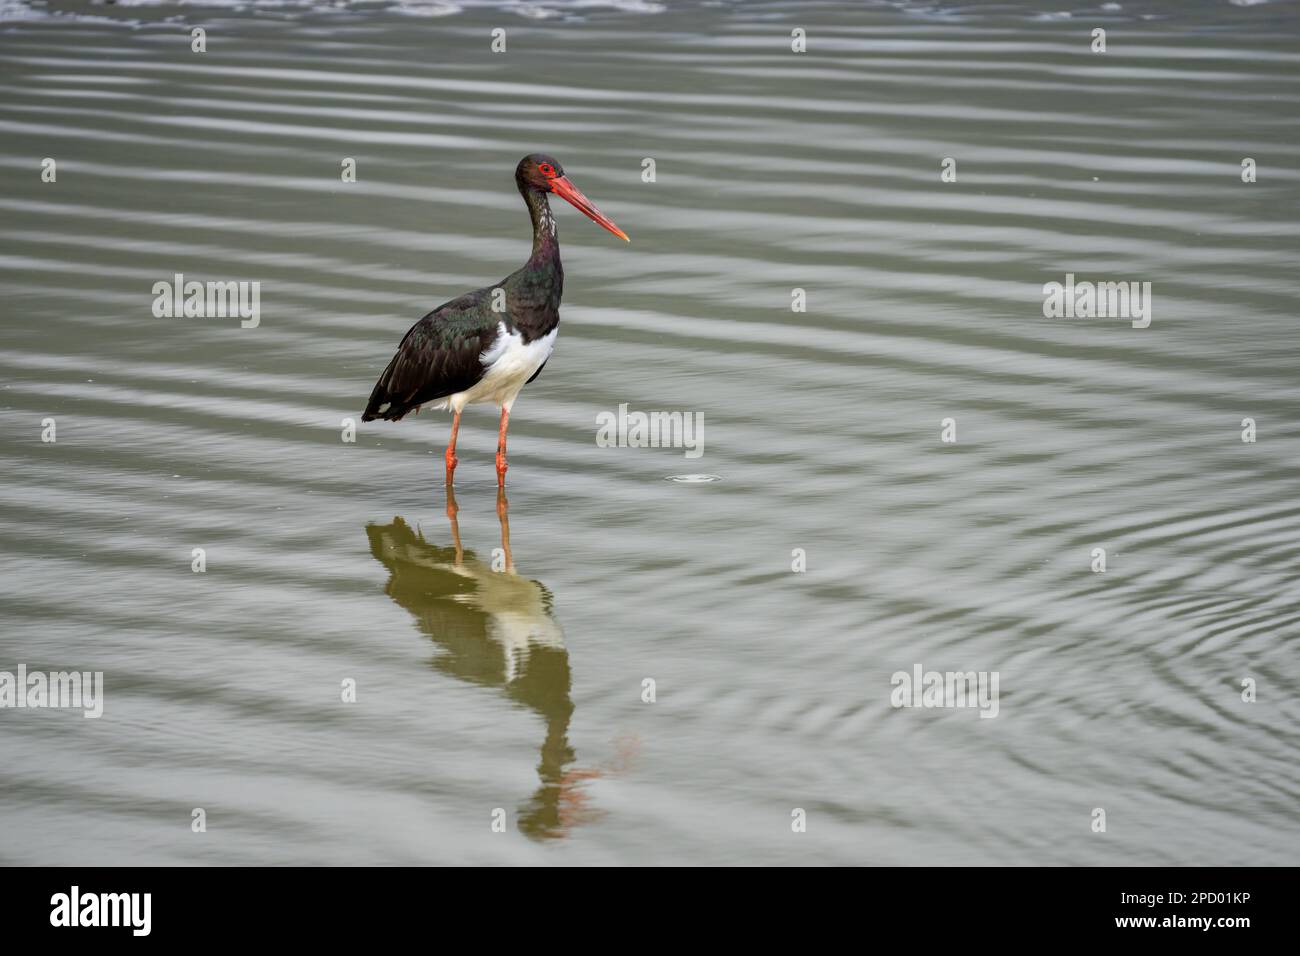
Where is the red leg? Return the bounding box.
[444,409,461,482]
[495,406,510,486]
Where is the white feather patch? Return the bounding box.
[438,322,557,413]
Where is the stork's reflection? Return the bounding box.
[366,486,619,839]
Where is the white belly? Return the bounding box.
[442,323,557,413]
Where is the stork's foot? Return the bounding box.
[444,448,459,481]
[495,452,508,485]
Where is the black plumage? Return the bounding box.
[361,153,628,484]
[361,292,504,422]
[362,155,569,422]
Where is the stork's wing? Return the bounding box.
[362,290,502,421]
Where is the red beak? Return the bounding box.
[549,175,629,241]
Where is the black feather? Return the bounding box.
[362,293,502,421]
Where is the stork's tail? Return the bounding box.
[362,358,408,422]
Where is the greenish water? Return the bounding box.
[1,0,1298,865]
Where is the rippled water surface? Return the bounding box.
[1,0,1298,865]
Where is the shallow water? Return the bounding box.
[1,0,1298,865]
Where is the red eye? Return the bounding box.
[538,163,556,177]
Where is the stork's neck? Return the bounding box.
[524,187,560,260]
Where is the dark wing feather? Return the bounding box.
[362,290,501,422]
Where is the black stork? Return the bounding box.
[362,154,628,486]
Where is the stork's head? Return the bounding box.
[516,153,629,241]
